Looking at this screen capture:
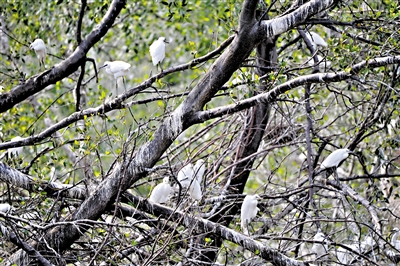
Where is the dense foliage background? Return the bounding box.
[0,0,400,265]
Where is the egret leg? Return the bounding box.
[334,167,340,183]
[123,77,127,91]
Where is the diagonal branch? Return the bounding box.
[123,193,310,266]
[0,0,127,113]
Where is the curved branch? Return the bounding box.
[0,36,234,152]
[0,0,127,113]
[123,193,310,266]
[195,55,400,122]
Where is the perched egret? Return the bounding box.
[8,136,23,156]
[149,37,168,71]
[101,60,131,90]
[336,244,358,264]
[391,228,400,250]
[193,159,205,184]
[188,179,202,201]
[30,39,46,69]
[177,163,195,188]
[149,177,172,204]
[177,160,205,201]
[321,148,353,169]
[320,148,353,182]
[240,194,260,234]
[305,31,328,49]
[311,232,328,262]
[0,203,11,213]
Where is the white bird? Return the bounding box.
[312,232,328,262]
[149,177,172,204]
[8,136,23,156]
[193,159,206,185]
[320,148,354,182]
[102,60,131,90]
[177,163,195,188]
[188,180,202,201]
[305,31,328,49]
[177,160,205,201]
[0,203,11,213]
[336,244,358,264]
[321,148,353,170]
[149,37,168,70]
[240,194,260,234]
[30,39,46,69]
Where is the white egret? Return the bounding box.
[321,148,353,169]
[177,163,195,188]
[320,148,354,181]
[188,180,202,201]
[0,203,11,213]
[305,31,328,49]
[101,60,131,90]
[193,159,205,184]
[336,244,358,264]
[177,160,205,201]
[8,136,23,156]
[311,232,328,262]
[149,177,172,204]
[30,39,46,69]
[149,37,168,71]
[240,194,260,234]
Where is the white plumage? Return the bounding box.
[336,244,358,264]
[305,31,328,49]
[0,203,11,213]
[177,163,194,188]
[312,232,328,260]
[310,32,328,47]
[240,194,260,234]
[103,61,131,79]
[8,136,23,156]
[188,180,202,201]
[30,39,46,68]
[193,159,205,184]
[177,160,205,200]
[149,177,172,204]
[149,37,167,66]
[321,148,352,169]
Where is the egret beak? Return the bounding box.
[99,64,108,70]
[164,40,169,44]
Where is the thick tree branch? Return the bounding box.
[123,193,310,266]
[0,37,233,152]
[0,0,127,113]
[195,55,400,122]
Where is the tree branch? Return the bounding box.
[0,0,127,113]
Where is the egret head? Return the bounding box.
[162,176,170,183]
[159,37,169,44]
[30,39,45,50]
[100,61,110,69]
